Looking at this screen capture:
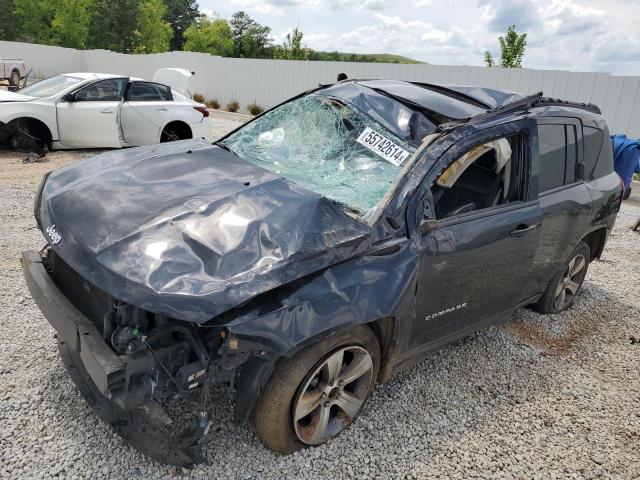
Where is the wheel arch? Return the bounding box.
[581,227,608,260]
[3,116,53,152]
[233,315,398,425]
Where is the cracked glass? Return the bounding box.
[221,94,416,217]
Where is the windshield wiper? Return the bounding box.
[215,141,232,153]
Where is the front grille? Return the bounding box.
[48,250,112,333]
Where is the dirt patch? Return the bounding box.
[0,149,101,187]
[503,316,598,357]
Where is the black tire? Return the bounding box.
[160,128,181,143]
[57,339,206,466]
[533,241,590,314]
[9,69,20,86]
[253,325,380,454]
[160,122,191,143]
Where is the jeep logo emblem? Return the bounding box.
[45,224,62,245]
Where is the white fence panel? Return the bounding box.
[0,41,81,78]
[1,41,639,137]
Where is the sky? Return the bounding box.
[199,0,640,75]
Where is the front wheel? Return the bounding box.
[253,325,380,454]
[533,241,590,314]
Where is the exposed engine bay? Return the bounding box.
[39,248,274,463]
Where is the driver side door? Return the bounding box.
[408,120,544,350]
[56,78,128,148]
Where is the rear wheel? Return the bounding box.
[253,325,380,454]
[9,69,20,86]
[533,241,590,313]
[160,122,192,143]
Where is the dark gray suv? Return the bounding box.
[22,80,623,464]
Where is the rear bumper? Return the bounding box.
[21,250,124,397]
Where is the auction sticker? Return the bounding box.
[356,127,411,166]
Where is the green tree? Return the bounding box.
[183,15,234,56]
[0,0,20,41]
[484,51,495,67]
[134,0,172,53]
[51,0,92,49]
[13,0,55,44]
[484,25,527,68]
[274,27,309,60]
[229,11,272,58]
[163,0,199,51]
[87,0,139,52]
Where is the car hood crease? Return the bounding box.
[38,140,372,322]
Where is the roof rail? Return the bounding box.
[537,97,601,114]
[438,92,602,132]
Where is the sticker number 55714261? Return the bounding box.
[356,127,411,167]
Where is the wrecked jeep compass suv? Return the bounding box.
[23,80,622,464]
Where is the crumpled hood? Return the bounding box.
[0,90,34,102]
[38,139,371,322]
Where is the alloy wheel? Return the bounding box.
[554,253,587,311]
[292,345,374,445]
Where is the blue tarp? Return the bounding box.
[611,135,640,196]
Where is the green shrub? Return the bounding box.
[205,99,220,109]
[225,100,240,113]
[192,93,205,103]
[247,103,264,115]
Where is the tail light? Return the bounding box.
[193,106,209,118]
[615,172,625,208]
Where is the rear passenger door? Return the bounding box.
[533,118,592,282]
[120,81,173,145]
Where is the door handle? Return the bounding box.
[156,108,168,111]
[509,224,538,237]
[100,109,114,114]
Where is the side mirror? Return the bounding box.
[61,93,75,103]
[419,218,439,233]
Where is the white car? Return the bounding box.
[0,69,213,152]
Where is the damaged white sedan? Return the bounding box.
[0,69,212,153]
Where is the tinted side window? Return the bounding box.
[538,124,566,191]
[565,125,577,184]
[593,125,614,178]
[128,82,172,101]
[583,126,604,179]
[75,78,127,101]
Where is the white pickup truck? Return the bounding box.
[1,58,26,86]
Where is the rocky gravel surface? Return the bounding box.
[0,139,638,479]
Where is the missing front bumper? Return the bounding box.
[21,250,125,397]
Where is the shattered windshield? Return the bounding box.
[19,75,83,98]
[221,94,416,217]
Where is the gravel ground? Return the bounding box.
[0,132,639,479]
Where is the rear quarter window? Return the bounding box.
[583,126,604,179]
[592,125,614,178]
